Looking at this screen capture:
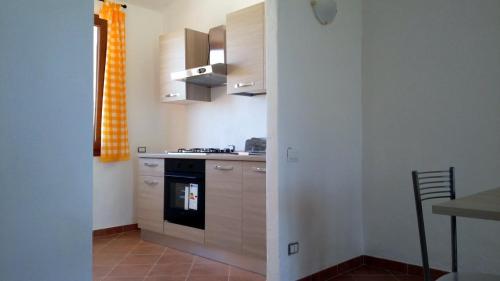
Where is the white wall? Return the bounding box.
[160,0,267,151]
[269,1,364,280]
[93,2,164,229]
[265,0,280,278]
[0,0,93,280]
[362,0,500,274]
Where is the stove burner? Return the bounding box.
[177,147,234,154]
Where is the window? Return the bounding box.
[93,15,107,156]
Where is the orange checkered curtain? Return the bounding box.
[99,2,130,162]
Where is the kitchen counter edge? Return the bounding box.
[138,153,266,162]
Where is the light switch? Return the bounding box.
[287,147,299,162]
[288,241,299,255]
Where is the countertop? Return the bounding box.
[138,153,266,162]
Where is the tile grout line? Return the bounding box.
[92,234,118,280]
[392,269,405,281]
[142,246,168,281]
[184,254,197,281]
[94,233,123,280]
[98,232,131,280]
[94,232,261,281]
[93,233,120,255]
[98,232,143,281]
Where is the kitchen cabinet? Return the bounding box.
[242,162,266,258]
[137,175,164,234]
[138,158,164,177]
[137,156,266,273]
[205,159,266,259]
[205,160,243,252]
[159,29,211,103]
[164,221,205,244]
[226,3,266,96]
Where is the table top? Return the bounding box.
[432,187,500,221]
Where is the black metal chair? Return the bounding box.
[411,167,500,281]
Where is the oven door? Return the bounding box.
[164,173,205,229]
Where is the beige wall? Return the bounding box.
[93,1,164,229]
[160,0,267,151]
[92,0,267,229]
[162,0,264,33]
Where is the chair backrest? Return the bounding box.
[411,167,457,281]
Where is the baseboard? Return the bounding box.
[297,256,364,281]
[363,255,447,278]
[298,255,448,281]
[93,223,139,237]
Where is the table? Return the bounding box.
[432,187,500,221]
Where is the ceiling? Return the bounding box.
[125,0,175,10]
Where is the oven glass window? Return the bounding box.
[167,182,199,210]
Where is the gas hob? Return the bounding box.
[166,147,237,155]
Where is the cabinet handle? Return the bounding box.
[164,93,180,98]
[253,167,266,173]
[144,163,159,167]
[215,165,234,171]
[144,180,159,186]
[234,82,255,89]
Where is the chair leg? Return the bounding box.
[417,205,432,281]
[451,216,457,272]
[413,172,431,281]
[412,172,431,281]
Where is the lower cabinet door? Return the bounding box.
[242,162,266,259]
[137,175,164,233]
[205,160,243,253]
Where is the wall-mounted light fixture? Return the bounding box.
[310,0,337,25]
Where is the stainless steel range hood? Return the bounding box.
[171,26,227,88]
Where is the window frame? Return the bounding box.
[94,14,107,157]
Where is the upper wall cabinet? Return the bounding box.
[159,29,211,103]
[226,3,266,96]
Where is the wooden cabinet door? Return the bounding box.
[137,175,164,233]
[159,31,187,102]
[138,158,164,177]
[226,3,266,95]
[242,162,266,259]
[159,29,210,103]
[205,160,243,253]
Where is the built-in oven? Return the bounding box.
[164,159,205,230]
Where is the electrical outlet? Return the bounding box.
[137,146,147,153]
[287,147,299,162]
[288,242,299,255]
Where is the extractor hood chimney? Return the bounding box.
[171,26,227,88]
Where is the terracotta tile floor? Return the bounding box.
[94,231,430,281]
[329,266,428,281]
[93,230,265,281]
